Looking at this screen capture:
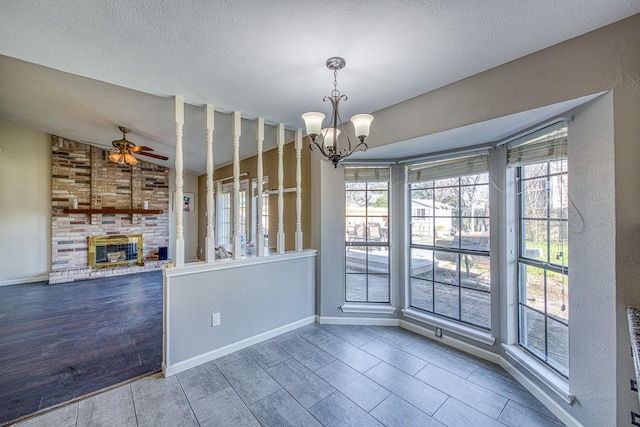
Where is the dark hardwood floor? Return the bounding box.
[0,271,163,425]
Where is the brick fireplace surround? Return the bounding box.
[49,137,170,284]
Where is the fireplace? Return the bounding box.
[88,234,143,268]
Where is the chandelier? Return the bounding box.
[302,57,374,168]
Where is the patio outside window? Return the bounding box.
[408,155,491,330]
[345,167,390,303]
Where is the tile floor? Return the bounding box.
[9,324,564,427]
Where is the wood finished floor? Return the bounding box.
[0,271,163,425]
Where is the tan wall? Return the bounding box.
[168,169,199,260]
[198,139,311,252]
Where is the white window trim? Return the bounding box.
[401,308,495,346]
[341,303,396,315]
[502,343,574,404]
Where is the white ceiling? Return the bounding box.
[1,1,638,173]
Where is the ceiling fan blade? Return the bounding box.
[137,151,169,161]
[129,145,154,153]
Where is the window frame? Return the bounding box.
[408,171,491,331]
[516,159,569,378]
[344,169,391,304]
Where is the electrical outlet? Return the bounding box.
[435,327,443,338]
[211,312,221,327]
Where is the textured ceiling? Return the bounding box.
[1,1,638,173]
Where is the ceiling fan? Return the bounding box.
[108,126,169,165]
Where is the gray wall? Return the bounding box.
[312,14,640,426]
[567,92,617,422]
[164,251,316,373]
[311,156,347,318]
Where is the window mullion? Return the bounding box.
[457,180,462,321]
[544,163,551,364]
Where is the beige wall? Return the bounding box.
[199,139,311,253]
[0,121,51,284]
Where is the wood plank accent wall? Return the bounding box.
[49,136,170,283]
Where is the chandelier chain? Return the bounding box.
[331,69,340,98]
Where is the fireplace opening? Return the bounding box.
[88,234,143,268]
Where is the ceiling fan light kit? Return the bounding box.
[302,57,374,168]
[108,126,168,166]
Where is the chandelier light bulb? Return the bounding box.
[320,128,341,151]
[108,152,121,163]
[124,153,139,165]
[302,112,325,138]
[351,114,374,140]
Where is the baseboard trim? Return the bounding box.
[0,275,49,286]
[162,315,316,377]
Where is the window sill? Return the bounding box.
[502,344,574,404]
[401,308,495,346]
[340,303,396,315]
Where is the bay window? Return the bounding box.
[408,155,491,330]
[509,125,569,377]
[345,167,390,303]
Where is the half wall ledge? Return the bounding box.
[162,249,317,277]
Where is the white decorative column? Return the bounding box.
[174,95,185,266]
[215,180,223,250]
[295,129,303,252]
[256,118,265,257]
[276,123,285,254]
[205,104,216,263]
[232,112,242,259]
